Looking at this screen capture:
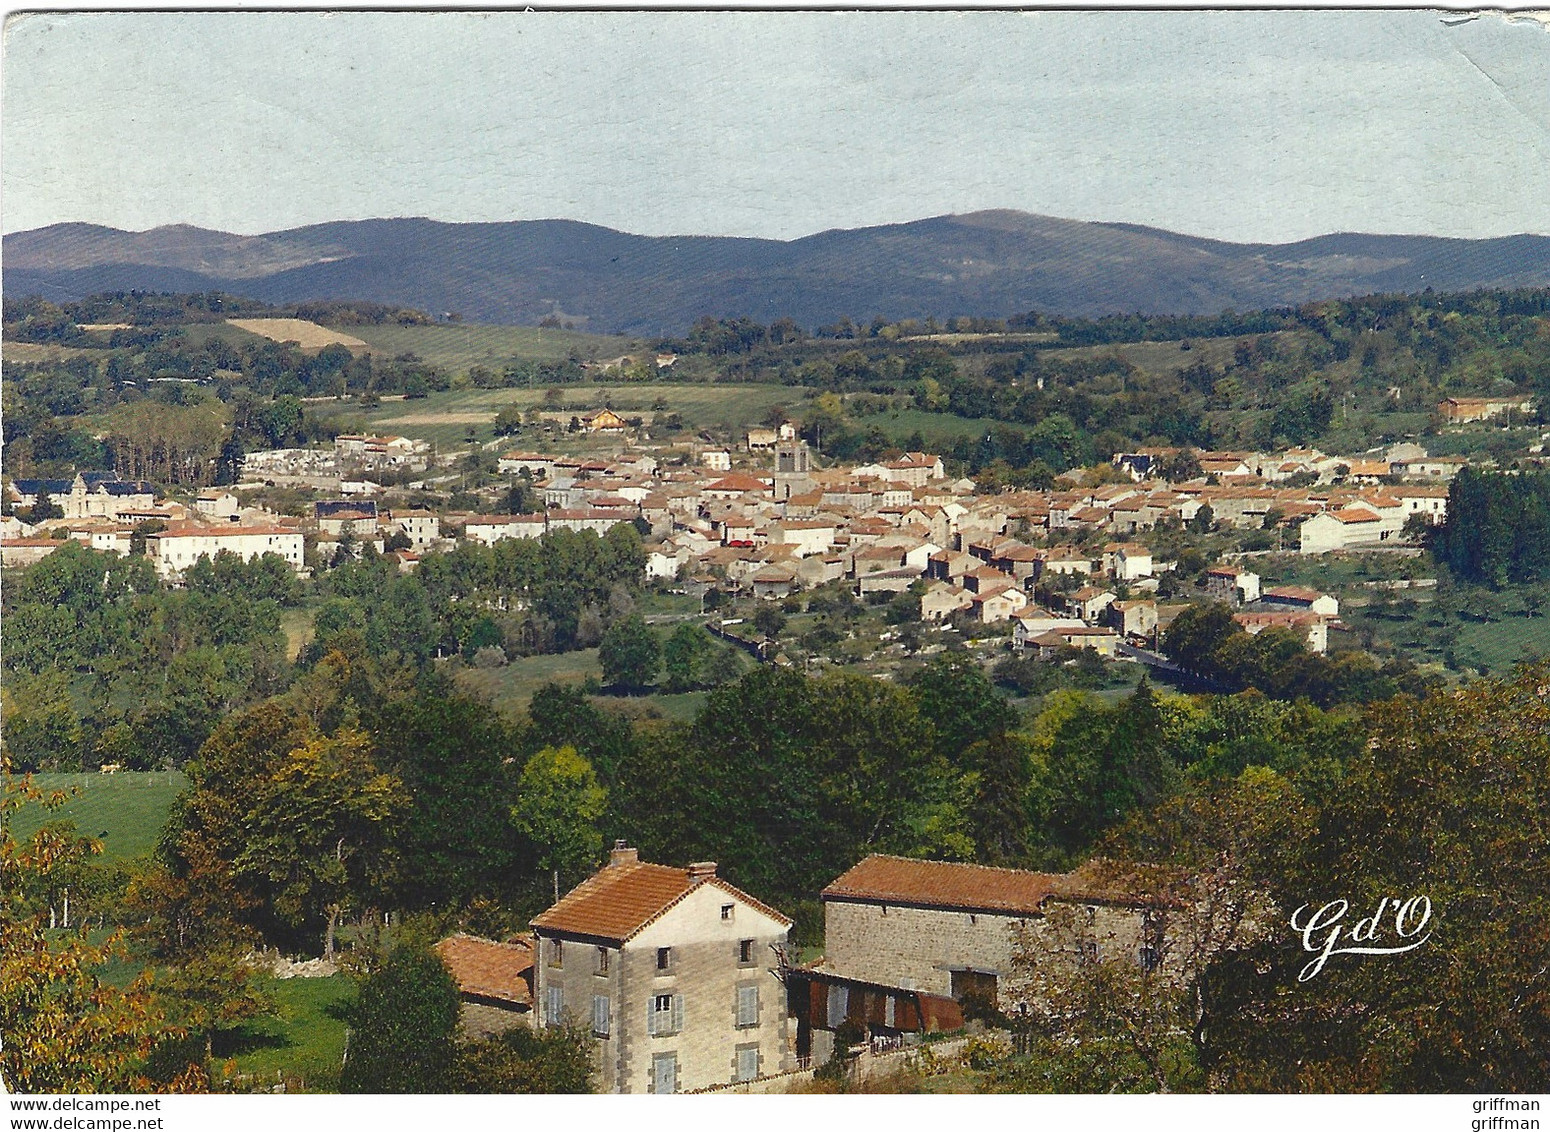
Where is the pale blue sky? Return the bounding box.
[4,10,1549,241]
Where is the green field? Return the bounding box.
[1043,333,1264,376]
[855,408,1033,445]
[337,322,642,368]
[8,772,186,861]
[223,974,353,1093]
[315,382,801,448]
[454,649,602,718]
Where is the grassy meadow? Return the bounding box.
[314,382,802,448]
[9,771,186,861]
[335,322,642,367]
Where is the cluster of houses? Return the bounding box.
[430,843,1183,1094]
[4,433,1449,645]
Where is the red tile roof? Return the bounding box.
[530,859,792,944]
[434,934,534,1006]
[824,855,1181,914]
[823,855,1064,915]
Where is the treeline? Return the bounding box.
[134,650,1375,956]
[1161,603,1439,706]
[2,543,297,772]
[0,527,647,774]
[2,292,434,339]
[1431,467,1550,586]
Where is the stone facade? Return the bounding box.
[825,896,1162,1012]
[532,857,792,1094]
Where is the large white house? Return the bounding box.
[144,524,305,579]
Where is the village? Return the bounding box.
[2,397,1477,671]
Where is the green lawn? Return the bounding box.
[454,649,602,719]
[8,772,186,861]
[338,322,641,368]
[222,974,353,1093]
[1454,615,1550,674]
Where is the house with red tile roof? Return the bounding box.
[434,933,535,1038]
[786,855,1179,1065]
[529,843,793,1094]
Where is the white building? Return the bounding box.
[1299,508,1384,554]
[463,514,547,545]
[145,525,305,579]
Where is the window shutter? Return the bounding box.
[737,984,758,1026]
[593,995,609,1037]
[647,1001,657,1037]
[672,993,685,1035]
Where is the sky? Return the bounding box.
[4,9,1550,243]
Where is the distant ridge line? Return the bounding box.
[7,210,1550,333]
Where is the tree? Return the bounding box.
[907,653,1019,763]
[231,729,407,957]
[597,613,659,690]
[511,746,606,903]
[752,605,786,640]
[2,766,205,1093]
[492,406,524,436]
[661,623,712,692]
[1161,603,1241,680]
[372,694,522,910]
[454,1024,596,1093]
[339,940,460,1093]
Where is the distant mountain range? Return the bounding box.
[7,210,1550,334]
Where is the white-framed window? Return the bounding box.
[721,903,735,921]
[736,984,760,1028]
[592,994,610,1038]
[648,993,683,1036]
[735,1044,760,1083]
[546,986,563,1025]
[656,946,672,972]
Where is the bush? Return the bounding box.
[471,646,507,669]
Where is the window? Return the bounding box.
[549,939,563,968]
[651,1053,678,1094]
[546,986,563,1025]
[656,946,672,972]
[648,993,683,1037]
[735,1044,760,1083]
[826,985,849,1029]
[739,938,755,965]
[596,946,610,975]
[721,903,735,921]
[592,994,610,1037]
[736,984,760,1028]
[1139,946,1160,973]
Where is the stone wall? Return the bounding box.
[824,897,1161,1010]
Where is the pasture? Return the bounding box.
[9,771,186,861]
[223,973,353,1093]
[225,319,368,350]
[336,322,641,368]
[454,648,601,719]
[317,383,800,448]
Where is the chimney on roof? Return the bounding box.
[610,841,639,867]
[687,861,718,882]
